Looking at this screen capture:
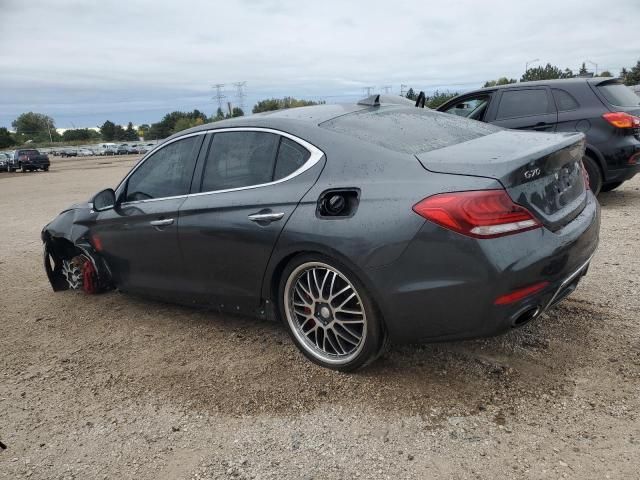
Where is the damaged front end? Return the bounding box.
[42,204,112,294]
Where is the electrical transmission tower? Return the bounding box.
[212,84,226,111]
[233,81,247,111]
[363,86,375,96]
[382,85,392,94]
[400,84,408,96]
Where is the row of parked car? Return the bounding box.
[0,142,159,173]
[51,143,157,157]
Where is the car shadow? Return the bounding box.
[598,186,640,209]
[45,289,615,421]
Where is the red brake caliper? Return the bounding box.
[82,259,98,294]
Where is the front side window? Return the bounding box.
[496,89,550,120]
[201,131,280,192]
[444,96,490,120]
[125,135,201,202]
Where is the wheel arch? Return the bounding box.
[262,243,388,328]
[584,144,606,179]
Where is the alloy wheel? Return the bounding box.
[284,262,367,365]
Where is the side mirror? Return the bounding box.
[92,188,116,212]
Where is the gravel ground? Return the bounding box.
[1,156,638,479]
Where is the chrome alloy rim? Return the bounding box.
[284,262,367,365]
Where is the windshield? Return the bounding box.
[597,82,640,107]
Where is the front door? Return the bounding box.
[90,134,204,297]
[178,129,324,312]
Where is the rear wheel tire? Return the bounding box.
[601,181,623,193]
[583,155,602,195]
[278,254,386,371]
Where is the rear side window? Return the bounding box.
[552,89,579,111]
[496,89,550,119]
[597,83,640,107]
[274,137,310,180]
[125,135,201,202]
[201,131,279,192]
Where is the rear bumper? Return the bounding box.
[365,191,600,343]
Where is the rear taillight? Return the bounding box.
[412,190,541,239]
[602,112,640,129]
[580,159,590,189]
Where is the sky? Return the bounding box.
[1,0,638,129]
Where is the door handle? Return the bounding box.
[248,212,285,223]
[149,218,174,227]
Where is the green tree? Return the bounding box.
[0,127,17,148]
[62,128,99,142]
[600,71,613,77]
[578,62,589,76]
[483,77,517,88]
[113,125,127,141]
[425,90,459,109]
[138,124,150,139]
[211,107,226,122]
[125,122,138,141]
[405,88,417,101]
[521,63,574,82]
[229,107,244,118]
[100,120,116,141]
[11,112,57,142]
[252,97,324,114]
[621,60,640,86]
[148,110,208,139]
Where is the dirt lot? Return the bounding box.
[1,155,638,479]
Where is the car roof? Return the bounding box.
[169,95,419,140]
[468,76,622,95]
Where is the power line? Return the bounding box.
[233,81,247,111]
[212,84,226,111]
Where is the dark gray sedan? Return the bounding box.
[42,96,600,370]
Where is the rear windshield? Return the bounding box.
[18,149,40,156]
[320,107,500,155]
[597,83,640,107]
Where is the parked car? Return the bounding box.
[10,148,50,172]
[0,152,9,171]
[42,99,600,371]
[60,149,78,158]
[116,145,130,155]
[437,77,640,194]
[77,148,94,156]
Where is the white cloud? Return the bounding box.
[1,0,638,127]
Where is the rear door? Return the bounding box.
[489,87,558,132]
[178,128,325,312]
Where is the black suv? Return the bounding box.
[438,78,640,194]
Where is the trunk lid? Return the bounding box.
[416,130,587,231]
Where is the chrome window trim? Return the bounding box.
[118,127,325,206]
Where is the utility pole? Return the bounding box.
[233,81,247,111]
[585,60,598,75]
[363,86,375,96]
[525,58,540,72]
[382,85,392,94]
[212,84,226,111]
